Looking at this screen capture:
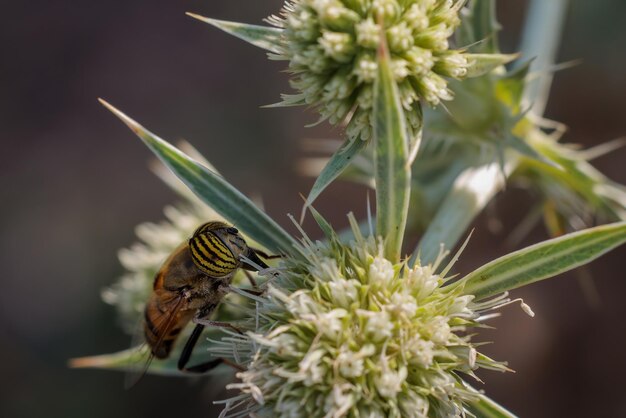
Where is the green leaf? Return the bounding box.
[504,133,561,169]
[457,0,501,54]
[337,218,372,244]
[69,329,231,377]
[495,61,532,110]
[516,0,568,116]
[186,13,283,54]
[462,381,518,417]
[465,391,518,418]
[460,222,626,300]
[465,53,520,78]
[99,99,301,257]
[302,137,367,215]
[70,346,183,376]
[412,162,506,266]
[308,205,338,242]
[373,38,412,261]
[470,0,501,54]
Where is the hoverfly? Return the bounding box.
[132,221,275,385]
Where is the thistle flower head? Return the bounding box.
[217,224,514,417]
[268,0,472,142]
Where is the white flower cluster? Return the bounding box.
[268,0,470,142]
[219,232,510,417]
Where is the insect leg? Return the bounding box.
[193,318,244,335]
[249,247,283,260]
[230,285,265,297]
[242,249,282,280]
[177,323,236,374]
[244,270,258,288]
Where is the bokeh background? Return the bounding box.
[1,1,625,417]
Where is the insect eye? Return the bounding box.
[227,227,239,235]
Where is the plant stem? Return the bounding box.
[517,0,569,116]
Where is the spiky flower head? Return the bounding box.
[268,0,476,142]
[216,224,521,418]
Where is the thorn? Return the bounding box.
[185,12,209,22]
[298,193,308,225]
[67,354,108,369]
[582,137,626,161]
[97,98,143,136]
[366,191,373,237]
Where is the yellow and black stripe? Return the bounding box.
[189,231,238,277]
[192,221,228,237]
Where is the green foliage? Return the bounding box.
[459,222,626,300]
[465,388,518,418]
[70,328,228,377]
[457,0,500,54]
[373,39,411,262]
[99,100,302,257]
[302,137,367,214]
[74,1,626,417]
[187,14,282,53]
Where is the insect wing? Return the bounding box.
[124,293,188,389]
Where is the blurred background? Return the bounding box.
[1,1,625,417]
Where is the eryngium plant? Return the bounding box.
[73,64,626,418]
[72,1,626,417]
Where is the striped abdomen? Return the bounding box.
[188,230,238,277]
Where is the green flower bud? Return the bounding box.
[434,51,469,78]
[356,18,380,49]
[387,22,414,53]
[319,30,355,62]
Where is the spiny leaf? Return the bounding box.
[373,36,411,261]
[187,13,283,54]
[301,137,367,220]
[99,99,301,257]
[308,205,338,243]
[495,60,533,110]
[460,221,626,300]
[457,0,501,54]
[472,0,501,53]
[465,388,519,418]
[69,346,183,376]
[69,334,229,377]
[579,137,626,161]
[504,133,561,169]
